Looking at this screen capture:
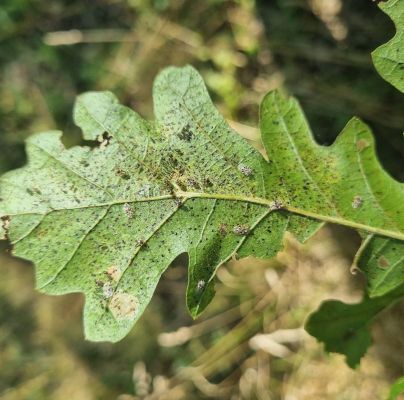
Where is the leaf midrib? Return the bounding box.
[6,190,404,242]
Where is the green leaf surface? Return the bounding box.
[1,66,403,342]
[389,376,404,400]
[358,235,404,297]
[372,0,404,92]
[261,90,404,301]
[305,284,404,368]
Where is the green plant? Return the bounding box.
[389,376,404,400]
[0,0,403,374]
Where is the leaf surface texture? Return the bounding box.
[0,66,403,343]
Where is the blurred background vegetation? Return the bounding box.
[0,0,403,399]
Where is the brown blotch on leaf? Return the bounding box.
[106,265,121,281]
[356,139,370,151]
[218,223,228,236]
[109,293,139,320]
[36,227,49,239]
[378,256,390,269]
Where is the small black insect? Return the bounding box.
[98,132,113,148]
[116,169,130,180]
[135,239,145,247]
[178,123,193,141]
[204,177,213,187]
[95,279,104,287]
